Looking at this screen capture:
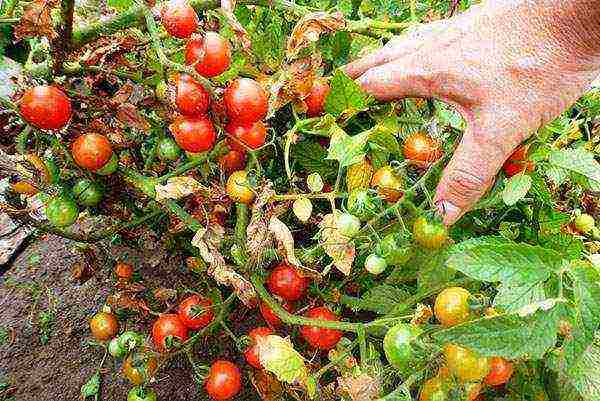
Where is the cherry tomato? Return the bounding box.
[305,79,330,117]
[115,261,134,281]
[226,120,268,150]
[72,178,103,207]
[226,170,254,204]
[71,133,113,171]
[574,213,595,234]
[46,196,79,227]
[108,337,127,358]
[157,137,182,161]
[169,115,216,153]
[90,311,119,341]
[377,232,412,266]
[185,32,231,77]
[19,85,72,130]
[175,73,210,116]
[127,387,158,401]
[259,300,294,328]
[371,166,403,203]
[299,306,343,350]
[205,360,242,400]
[434,287,472,327]
[403,132,442,164]
[118,331,144,351]
[443,343,490,382]
[218,150,246,174]
[244,326,274,369]
[383,323,423,371]
[266,262,309,301]
[413,216,448,250]
[95,153,118,175]
[178,295,214,330]
[123,353,158,385]
[365,253,387,275]
[161,0,198,38]
[503,144,534,177]
[152,314,189,352]
[484,357,514,386]
[419,376,447,401]
[347,188,382,221]
[223,78,268,124]
[336,212,361,237]
[11,180,38,195]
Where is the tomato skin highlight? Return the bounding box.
[19,85,72,130]
[218,150,246,174]
[434,287,472,327]
[299,306,343,350]
[178,295,214,330]
[185,32,231,77]
[123,353,158,385]
[259,300,294,328]
[484,357,514,386]
[443,343,490,382]
[71,133,113,171]
[205,360,242,400]
[266,262,309,302]
[305,79,330,117]
[90,311,119,341]
[161,0,198,39]
[226,120,268,150]
[223,78,268,124]
[46,196,79,227]
[169,115,216,153]
[244,326,274,369]
[403,132,442,164]
[152,314,189,352]
[226,170,254,204]
[413,216,448,250]
[175,73,210,116]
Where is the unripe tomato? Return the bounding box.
[185,32,231,77]
[305,79,330,117]
[419,376,447,401]
[157,137,182,161]
[259,300,294,328]
[347,188,382,221]
[205,360,242,400]
[266,262,309,302]
[218,150,246,174]
[108,337,127,358]
[484,357,514,386]
[90,311,119,341]
[95,153,118,175]
[71,133,113,171]
[178,295,214,330]
[123,353,158,385]
[226,170,254,204]
[152,314,189,352]
[118,331,144,351]
[574,213,595,234]
[223,78,268,124]
[244,326,273,369]
[383,323,423,371]
[72,178,103,207]
[175,73,210,116]
[443,343,490,382]
[115,261,134,281]
[336,212,361,237]
[169,115,216,153]
[226,120,268,150]
[503,144,534,177]
[161,0,198,39]
[127,387,157,401]
[434,287,472,327]
[403,132,442,164]
[19,85,72,130]
[365,253,387,275]
[11,180,38,195]
[371,166,403,203]
[377,232,411,266]
[413,216,448,249]
[46,196,79,227]
[299,307,343,350]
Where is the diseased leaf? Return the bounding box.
[327,124,370,168]
[268,216,303,267]
[320,212,355,275]
[155,177,206,201]
[502,173,532,206]
[293,197,312,223]
[287,11,346,58]
[293,141,338,180]
[14,0,58,40]
[324,69,372,118]
[257,335,308,385]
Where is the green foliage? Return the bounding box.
[502,173,532,206]
[293,141,338,180]
[324,69,373,118]
[80,372,101,399]
[327,124,370,168]
[342,284,409,315]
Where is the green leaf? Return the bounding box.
[327,124,370,168]
[321,31,351,68]
[569,261,600,334]
[493,282,547,313]
[80,372,100,399]
[369,124,401,155]
[538,207,571,235]
[107,0,133,11]
[342,284,409,315]
[502,173,532,206]
[448,236,512,256]
[417,248,456,291]
[293,141,338,180]
[549,148,600,189]
[561,339,600,401]
[530,171,553,204]
[538,233,584,261]
[324,69,372,118]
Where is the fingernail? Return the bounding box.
[436,201,461,226]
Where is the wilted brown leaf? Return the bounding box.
[246,184,276,263]
[287,11,346,58]
[337,372,381,401]
[155,176,207,201]
[250,369,285,401]
[320,212,355,275]
[220,0,252,50]
[116,103,150,132]
[14,0,58,40]
[268,54,322,114]
[268,216,302,268]
[107,292,151,314]
[153,287,177,301]
[410,304,433,325]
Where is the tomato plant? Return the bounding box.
[383,323,423,371]
[89,311,119,341]
[185,32,231,77]
[152,314,189,352]
[266,262,309,302]
[169,115,216,153]
[161,0,198,39]
[205,360,242,400]
[304,79,330,117]
[299,307,343,350]
[156,137,182,161]
[503,144,534,177]
[218,150,246,174]
[123,353,158,385]
[127,387,158,401]
[413,216,448,249]
[259,300,294,328]
[371,165,403,203]
[484,357,514,386]
[443,343,490,382]
[19,85,72,130]
[72,178,103,207]
[223,78,268,124]
[403,132,442,164]
[244,326,273,369]
[226,170,254,204]
[178,295,214,330]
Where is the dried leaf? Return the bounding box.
[410,304,433,325]
[268,54,322,114]
[116,103,151,132]
[107,292,151,314]
[246,184,276,263]
[337,372,381,401]
[268,216,302,267]
[250,370,285,401]
[257,335,308,385]
[287,11,346,58]
[153,287,177,301]
[220,0,252,50]
[320,212,355,275]
[155,177,206,201]
[14,0,58,40]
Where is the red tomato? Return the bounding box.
[299,307,343,350]
[403,132,442,164]
[223,78,268,124]
[178,295,214,330]
[244,326,273,369]
[218,150,246,174]
[152,314,189,352]
[503,144,534,177]
[266,262,309,301]
[185,32,231,77]
[71,133,113,171]
[226,121,267,150]
[484,357,514,386]
[161,0,198,38]
[305,79,330,117]
[175,73,210,116]
[90,311,119,341]
[19,85,72,130]
[169,115,216,153]
[205,360,242,400]
[259,300,294,328]
[115,262,133,281]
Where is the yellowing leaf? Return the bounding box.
[287,11,346,58]
[269,216,302,267]
[327,124,369,168]
[293,197,313,223]
[257,335,308,385]
[320,212,355,275]
[155,177,205,201]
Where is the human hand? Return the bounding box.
[345,0,600,225]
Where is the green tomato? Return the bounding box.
[337,212,361,237]
[347,188,382,221]
[127,387,157,401]
[72,179,103,207]
[108,337,127,358]
[156,137,181,161]
[365,254,387,275]
[46,196,79,227]
[118,331,143,351]
[383,323,423,372]
[574,213,595,234]
[377,232,412,266]
[413,216,448,250]
[96,153,118,175]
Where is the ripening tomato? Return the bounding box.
[226,170,254,204]
[299,307,343,350]
[46,196,79,227]
[127,387,157,401]
[175,73,210,116]
[266,262,309,301]
[115,261,134,280]
[90,311,119,341]
[403,132,442,164]
[108,337,127,358]
[419,377,447,401]
[244,326,273,369]
[72,178,103,207]
[434,287,472,327]
[503,144,534,177]
[205,360,242,400]
[218,150,246,174]
[371,166,403,203]
[443,343,490,382]
[152,314,189,352]
[161,0,198,38]
[226,120,268,150]
[305,79,330,117]
[484,357,514,386]
[11,180,38,195]
[71,133,113,171]
[185,32,231,77]
[413,216,448,249]
[223,78,268,124]
[574,213,595,234]
[178,295,214,330]
[123,353,158,385]
[95,153,118,175]
[259,300,294,328]
[19,85,72,130]
[169,115,216,153]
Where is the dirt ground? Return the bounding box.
[0,232,262,401]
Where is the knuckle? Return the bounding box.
[444,168,488,205]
